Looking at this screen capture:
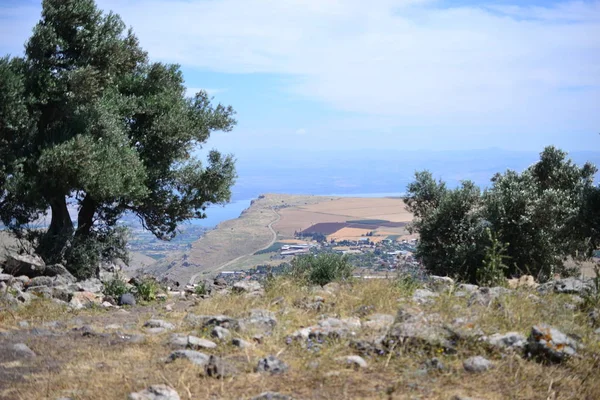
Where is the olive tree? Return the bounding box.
[0,0,236,278]
[405,147,598,283]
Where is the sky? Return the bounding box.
[1,0,599,157]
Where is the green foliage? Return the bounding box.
[194,282,207,296]
[395,272,423,294]
[289,253,353,286]
[103,274,130,299]
[0,0,236,277]
[477,228,510,287]
[133,278,160,302]
[405,147,598,283]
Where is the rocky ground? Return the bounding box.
[1,257,600,399]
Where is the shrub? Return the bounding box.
[194,282,207,296]
[476,228,510,287]
[133,278,160,302]
[103,274,130,299]
[289,253,353,286]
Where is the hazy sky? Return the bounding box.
[2,0,599,156]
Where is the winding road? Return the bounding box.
[188,208,280,284]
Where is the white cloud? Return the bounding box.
[3,0,600,135]
[185,87,227,98]
[295,128,306,135]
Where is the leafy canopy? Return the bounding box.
[405,146,598,283]
[0,0,237,277]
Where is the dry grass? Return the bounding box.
[2,279,599,400]
[299,198,412,222]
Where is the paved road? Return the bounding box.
[188,209,280,284]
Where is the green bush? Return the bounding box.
[289,253,353,286]
[103,274,130,299]
[134,278,160,302]
[405,146,598,283]
[194,282,207,296]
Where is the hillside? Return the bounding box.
[147,194,414,285]
[1,275,599,399]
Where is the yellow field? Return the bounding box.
[299,197,411,222]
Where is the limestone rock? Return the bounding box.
[128,385,180,400]
[412,288,439,304]
[463,356,494,373]
[166,350,210,367]
[211,326,231,340]
[205,355,238,378]
[251,392,292,400]
[526,324,580,363]
[484,332,527,351]
[257,355,289,374]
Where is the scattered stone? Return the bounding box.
[337,355,367,369]
[484,332,527,351]
[239,309,277,333]
[383,307,454,352]
[292,317,361,340]
[412,288,439,304]
[468,287,512,307]
[232,338,253,348]
[168,334,217,350]
[539,277,595,296]
[463,356,494,373]
[76,278,104,294]
[205,355,238,378]
[184,313,240,330]
[257,355,289,374]
[0,273,14,283]
[232,280,263,295]
[18,321,30,328]
[211,326,231,340]
[4,253,45,277]
[128,385,180,400]
[105,324,122,330]
[428,276,455,292]
[166,350,210,367]
[144,319,175,331]
[11,343,36,358]
[526,324,580,363]
[115,333,146,344]
[363,313,395,333]
[251,392,292,400]
[119,293,136,306]
[69,291,102,309]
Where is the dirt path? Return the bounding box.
[188,209,280,284]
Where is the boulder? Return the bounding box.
[11,343,37,358]
[144,319,175,331]
[128,385,180,400]
[232,280,264,297]
[412,288,439,304]
[383,307,454,352]
[463,356,494,373]
[168,334,217,350]
[541,277,595,295]
[4,253,45,277]
[428,276,455,292]
[484,332,527,352]
[526,324,580,363]
[232,338,253,348]
[119,293,136,306]
[363,313,395,333]
[166,350,210,367]
[76,278,104,294]
[205,355,238,378]
[69,291,102,309]
[184,313,240,330]
[256,355,289,374]
[507,275,537,289]
[468,287,512,307]
[211,326,231,340]
[239,309,277,333]
[291,317,361,340]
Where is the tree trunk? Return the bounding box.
[48,196,74,237]
[75,194,96,238]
